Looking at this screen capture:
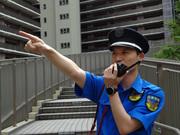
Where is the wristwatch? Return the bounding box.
[106,87,118,95]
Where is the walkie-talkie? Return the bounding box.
[117,61,141,77]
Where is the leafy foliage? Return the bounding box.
[154,45,180,60]
[154,0,180,60]
[168,0,180,41]
[168,21,180,41]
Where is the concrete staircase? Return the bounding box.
[7,87,97,135]
[36,87,96,121]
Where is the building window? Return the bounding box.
[60,14,62,20]
[60,13,69,20]
[60,29,63,34]
[66,28,69,33]
[44,17,47,23]
[66,13,69,19]
[43,4,46,9]
[67,42,70,48]
[61,42,70,49]
[59,0,69,6]
[44,31,47,37]
[60,28,70,34]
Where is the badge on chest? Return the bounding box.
[128,90,143,102]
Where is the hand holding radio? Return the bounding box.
[116,61,141,77]
[104,61,140,93]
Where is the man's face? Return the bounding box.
[111,46,144,67]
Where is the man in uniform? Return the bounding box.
[19,27,165,135]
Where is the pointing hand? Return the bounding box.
[19,31,51,55]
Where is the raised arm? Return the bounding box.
[19,31,86,88]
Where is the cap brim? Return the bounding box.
[109,41,142,52]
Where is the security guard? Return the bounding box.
[19,27,165,135]
[75,27,165,135]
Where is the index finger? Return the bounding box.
[112,63,117,75]
[19,31,41,42]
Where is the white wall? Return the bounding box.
[40,0,81,55]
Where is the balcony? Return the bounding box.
[1,0,40,17]
[0,8,40,29]
[0,42,24,52]
[0,47,38,58]
[12,0,40,13]
[81,27,164,45]
[81,5,162,25]
[81,0,161,15]
[0,24,28,41]
[81,14,163,33]
[80,0,161,12]
[80,0,105,6]
[81,16,163,34]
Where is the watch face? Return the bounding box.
[106,87,114,95]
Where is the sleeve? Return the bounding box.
[128,89,165,130]
[74,71,104,103]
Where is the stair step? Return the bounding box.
[42,99,95,107]
[61,87,74,92]
[61,91,75,95]
[59,131,96,135]
[58,95,78,99]
[10,119,96,135]
[39,105,97,113]
[36,112,95,120]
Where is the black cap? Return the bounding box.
[108,27,149,54]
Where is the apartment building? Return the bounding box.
[80,0,174,56]
[0,0,40,59]
[40,0,81,55]
[0,0,174,58]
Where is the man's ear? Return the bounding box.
[138,52,144,62]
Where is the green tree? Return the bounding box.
[168,0,180,41]
[154,45,180,60]
[154,0,180,60]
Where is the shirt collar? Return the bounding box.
[131,74,144,93]
[117,74,143,93]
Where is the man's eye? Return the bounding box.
[123,51,129,54]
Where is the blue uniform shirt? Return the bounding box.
[75,72,165,135]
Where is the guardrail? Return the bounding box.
[0,51,111,133]
[140,58,180,134]
[0,51,180,134]
[153,122,180,135]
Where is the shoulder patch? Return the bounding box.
[146,95,160,111]
[129,90,143,102]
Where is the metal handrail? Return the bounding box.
[0,65,2,135]
[154,122,180,135]
[0,51,180,134]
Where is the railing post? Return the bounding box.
[95,52,97,74]
[34,58,37,105]
[90,53,92,72]
[102,52,105,72]
[58,68,60,86]
[24,59,28,121]
[50,63,53,98]
[0,64,2,135]
[85,53,87,71]
[12,60,17,127]
[79,53,81,69]
[156,64,163,86]
[42,57,46,99]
